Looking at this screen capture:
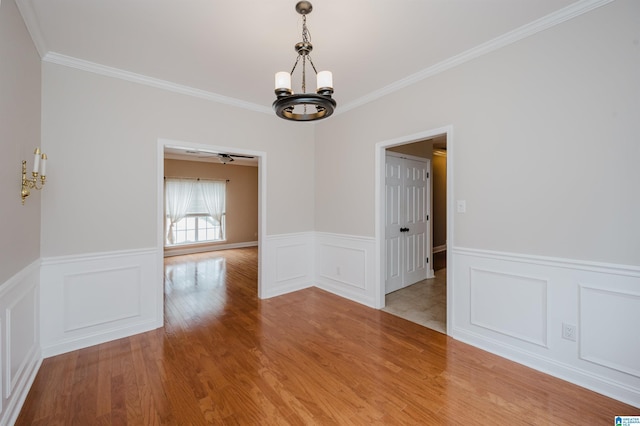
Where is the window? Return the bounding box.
[165,178,226,246]
[170,215,225,245]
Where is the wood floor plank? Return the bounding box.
[16,247,637,425]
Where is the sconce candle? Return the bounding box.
[40,154,47,177]
[33,148,41,174]
[21,147,48,205]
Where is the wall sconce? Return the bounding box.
[21,147,47,205]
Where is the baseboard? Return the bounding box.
[1,353,42,426]
[163,241,258,257]
[41,318,160,358]
[433,244,447,254]
[453,326,640,408]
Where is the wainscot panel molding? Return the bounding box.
[40,248,162,358]
[0,260,42,426]
[314,233,377,308]
[579,285,640,378]
[470,268,548,348]
[261,233,314,299]
[452,247,640,408]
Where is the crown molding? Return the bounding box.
[14,0,47,57]
[18,0,614,117]
[338,0,615,114]
[42,52,272,115]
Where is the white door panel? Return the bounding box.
[385,156,403,293]
[385,154,430,294]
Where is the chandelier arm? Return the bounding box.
[306,55,319,75]
[302,55,307,94]
[290,54,302,75]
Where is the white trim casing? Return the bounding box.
[374,125,454,311]
[156,138,268,300]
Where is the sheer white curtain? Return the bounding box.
[200,180,226,239]
[165,178,196,244]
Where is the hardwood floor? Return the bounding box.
[17,247,636,425]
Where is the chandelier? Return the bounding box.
[273,1,336,122]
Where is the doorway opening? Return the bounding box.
[375,127,452,335]
[156,139,267,325]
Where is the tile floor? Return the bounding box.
[382,268,447,334]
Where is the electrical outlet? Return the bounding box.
[562,323,577,341]
[336,266,341,276]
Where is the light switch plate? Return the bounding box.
[457,200,466,213]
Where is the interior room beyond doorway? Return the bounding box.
[383,135,447,333]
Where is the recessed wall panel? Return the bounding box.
[7,288,36,394]
[319,244,366,289]
[63,266,142,332]
[580,286,640,377]
[470,268,548,347]
[275,244,308,282]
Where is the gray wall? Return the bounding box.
[0,0,41,283]
[40,63,315,257]
[315,0,639,266]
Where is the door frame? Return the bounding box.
[156,138,267,323]
[374,125,454,334]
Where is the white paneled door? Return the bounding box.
[385,153,430,294]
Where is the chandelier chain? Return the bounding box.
[302,15,310,43]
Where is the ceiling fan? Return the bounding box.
[186,149,255,164]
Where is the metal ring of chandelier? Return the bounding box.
[273,93,336,121]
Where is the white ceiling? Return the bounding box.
[18,0,584,113]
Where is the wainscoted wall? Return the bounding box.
[261,232,314,299]
[451,247,640,407]
[315,233,377,307]
[40,248,162,357]
[7,235,640,418]
[0,260,41,426]
[262,233,640,406]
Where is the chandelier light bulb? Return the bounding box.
[275,72,292,92]
[316,71,333,91]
